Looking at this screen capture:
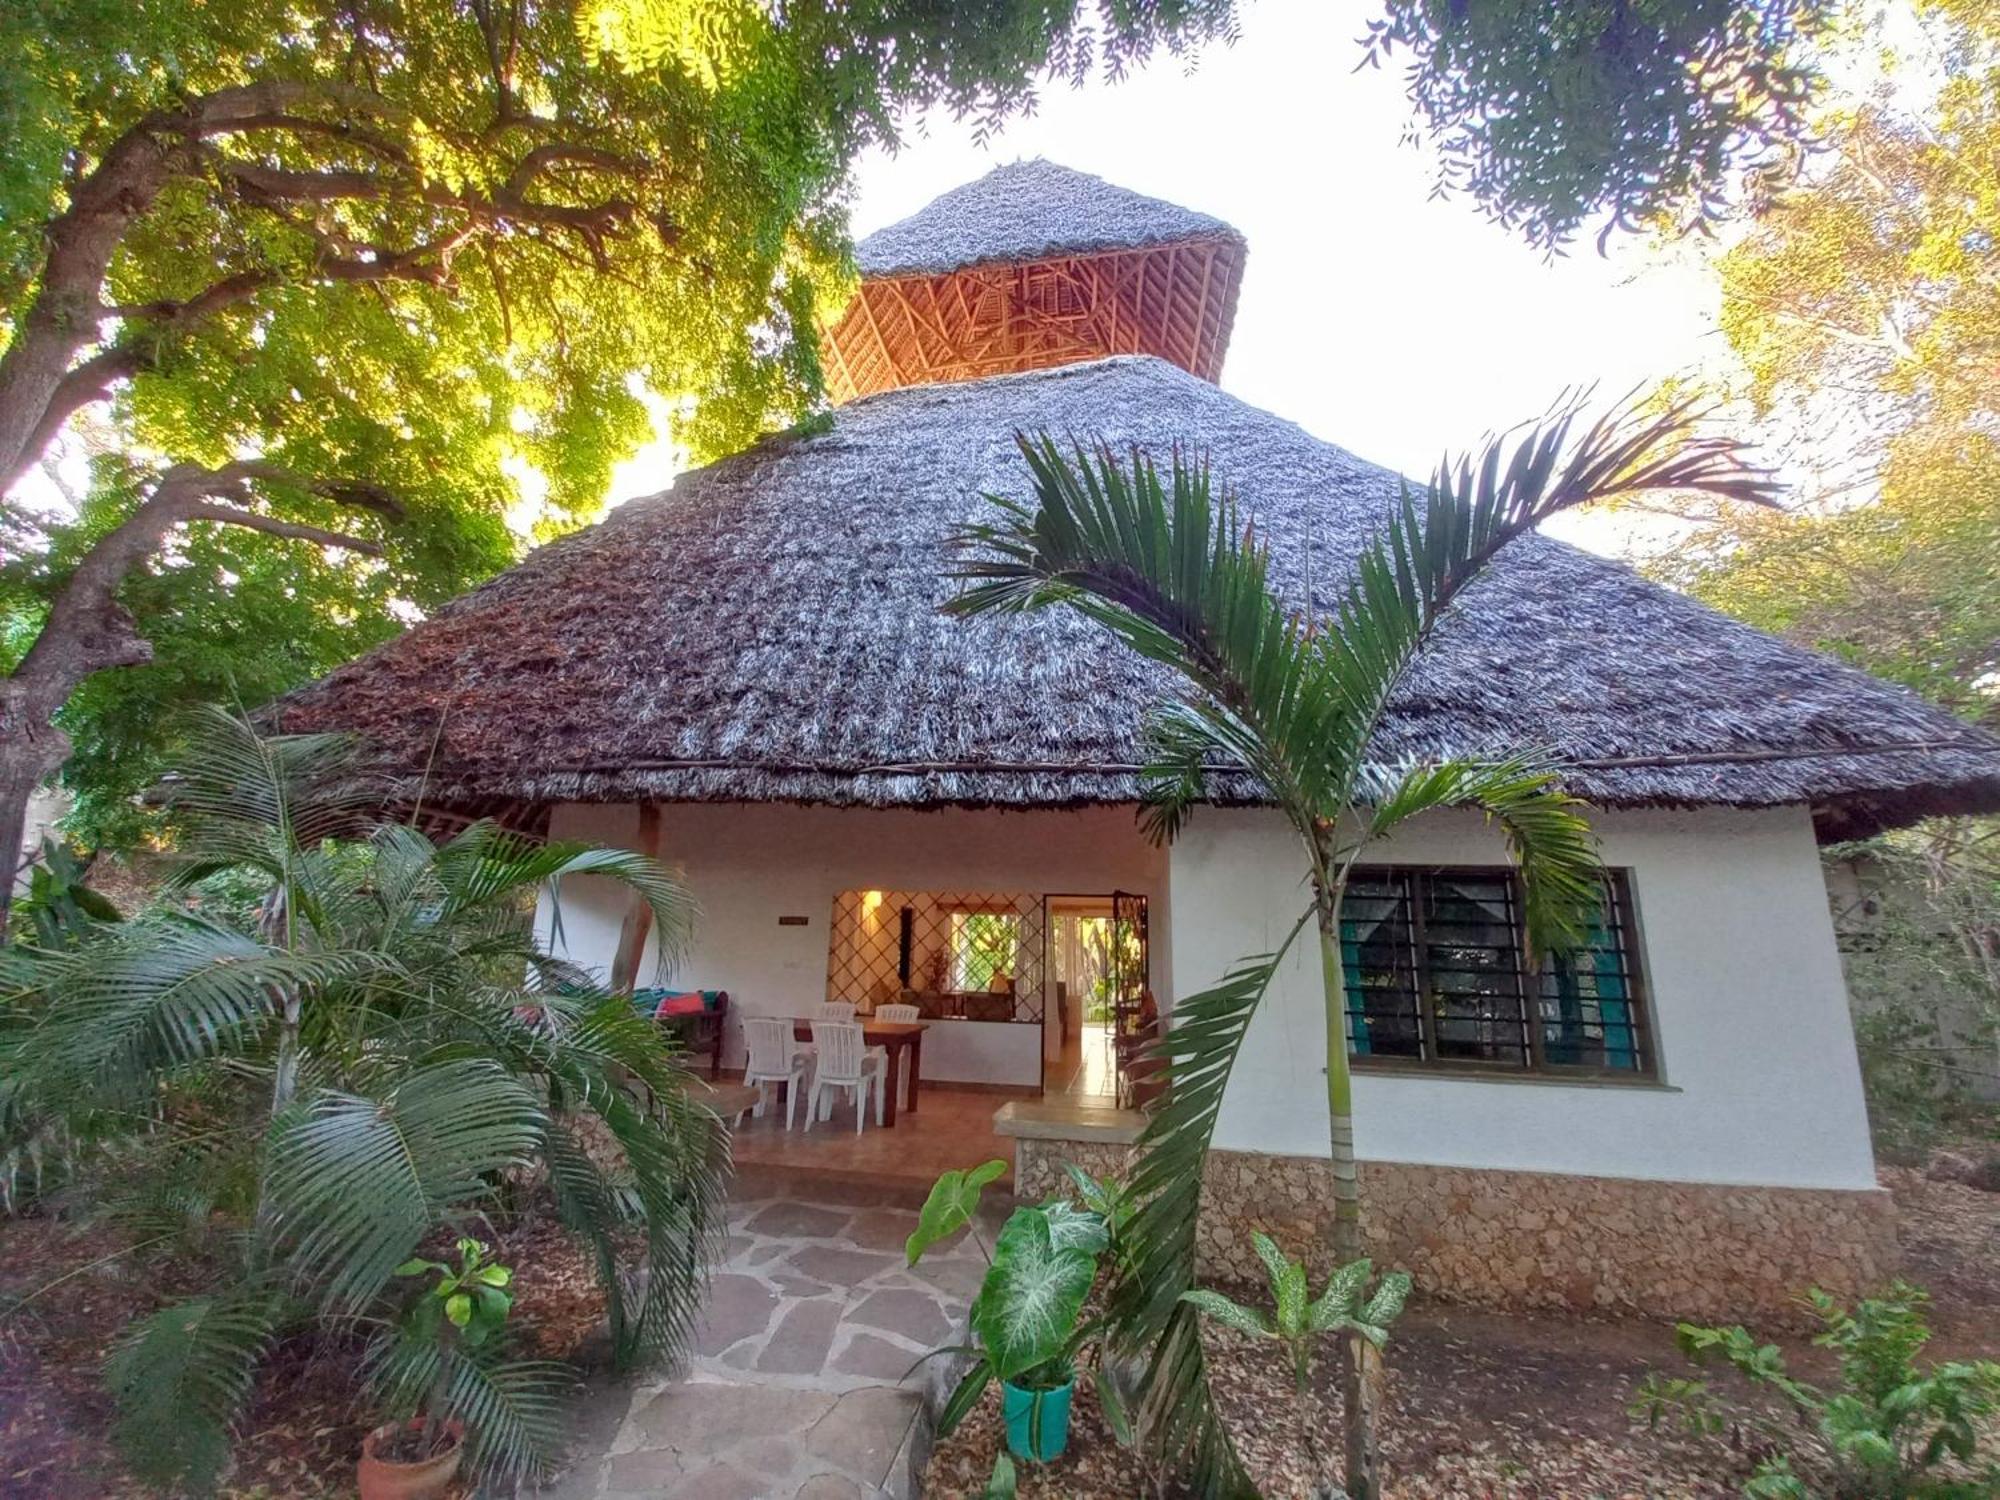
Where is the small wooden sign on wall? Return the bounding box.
[777,915,809,927]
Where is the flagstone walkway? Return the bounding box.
[535,1168,999,1500]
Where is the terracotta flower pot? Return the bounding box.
[357,1417,464,1500]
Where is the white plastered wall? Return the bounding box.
[536,802,1169,1088]
[1167,804,1879,1192]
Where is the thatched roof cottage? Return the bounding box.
[282,161,2000,1318]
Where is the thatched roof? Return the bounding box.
[854,160,1238,278]
[277,356,2000,841]
[824,160,1245,402]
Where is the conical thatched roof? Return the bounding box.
[277,356,2000,840]
[854,159,1239,278]
[823,160,1246,401]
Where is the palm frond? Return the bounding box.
[16,915,393,1104]
[499,994,726,1369]
[1306,395,1773,783]
[154,704,383,899]
[1359,752,1603,956]
[364,1332,575,1484]
[436,823,698,978]
[950,436,1331,817]
[106,1288,281,1493]
[1111,922,1311,1496]
[263,1059,544,1314]
[597,1075,727,1367]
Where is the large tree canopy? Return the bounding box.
[0,0,1241,856]
[1656,0,1999,724]
[1364,0,1837,250]
[0,0,1848,868]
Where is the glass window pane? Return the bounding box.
[1537,872,1647,1073]
[1341,875,1421,1057]
[1422,872,1528,1066]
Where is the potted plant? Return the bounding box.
[906,1161,1118,1464]
[358,1238,515,1500]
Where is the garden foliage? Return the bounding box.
[1633,1282,2000,1498]
[0,707,723,1491]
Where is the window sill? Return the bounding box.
[1348,1061,1680,1093]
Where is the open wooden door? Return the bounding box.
[1108,890,1151,1109]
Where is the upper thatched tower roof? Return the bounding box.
[822,160,1245,402]
[277,355,2000,840]
[853,159,1238,278]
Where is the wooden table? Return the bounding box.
[792,1018,928,1127]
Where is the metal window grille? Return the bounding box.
[1341,867,1653,1077]
[825,889,1045,1024]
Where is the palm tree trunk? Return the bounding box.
[1315,893,1378,1500]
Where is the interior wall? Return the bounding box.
[1166,804,1880,1192]
[536,801,1167,1088]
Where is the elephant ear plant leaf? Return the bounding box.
[974,1208,1100,1386]
[946,396,1775,1498]
[906,1157,1008,1265]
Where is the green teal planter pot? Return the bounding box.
[1001,1377,1074,1462]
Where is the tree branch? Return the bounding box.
[180,503,384,555]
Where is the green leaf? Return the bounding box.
[1250,1232,1292,1291]
[1179,1288,1277,1340]
[1309,1258,1373,1331]
[1273,1260,1310,1339]
[1040,1199,1110,1256]
[477,1265,512,1287]
[906,1159,1006,1265]
[972,1207,1098,1384]
[446,1292,473,1327]
[983,1451,1018,1499]
[937,1365,993,1437]
[106,1291,279,1493]
[1360,1270,1412,1331]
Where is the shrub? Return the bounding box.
[0,708,722,1491]
[1631,1282,2000,1498]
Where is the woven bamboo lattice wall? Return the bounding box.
[821,236,1246,402]
[824,889,1046,1024]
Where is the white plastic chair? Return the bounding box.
[871,1004,919,1109]
[741,1016,811,1130]
[805,1020,885,1133]
[811,1002,887,1116]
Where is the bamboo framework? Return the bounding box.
[822,234,1246,402]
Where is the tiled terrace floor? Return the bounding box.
[723,1084,1018,1186]
[537,1168,1000,1500]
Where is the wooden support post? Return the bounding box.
[607,802,663,994]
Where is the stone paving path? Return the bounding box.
[537,1170,996,1500]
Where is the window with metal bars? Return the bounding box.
[1339,867,1654,1078]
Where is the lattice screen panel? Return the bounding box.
[825,890,1045,1024]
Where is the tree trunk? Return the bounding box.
[0,462,388,917]
[1315,888,1379,1500]
[0,711,70,930]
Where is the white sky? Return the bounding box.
[610,0,1731,555]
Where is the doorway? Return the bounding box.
[1047,893,1148,1099]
